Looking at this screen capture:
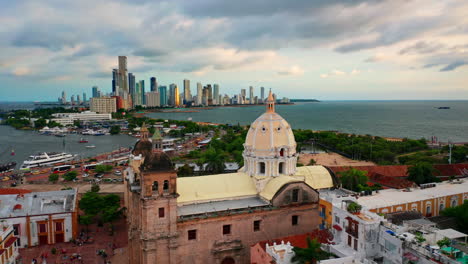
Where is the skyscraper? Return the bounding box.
[118,56,128,96]
[213,84,219,105]
[183,79,191,104]
[174,85,180,107]
[112,69,118,95]
[202,86,209,105]
[196,82,203,105]
[150,77,157,92]
[92,86,99,98]
[169,83,176,106]
[241,89,246,104]
[249,86,254,104]
[139,80,145,105]
[83,93,87,103]
[128,73,136,103]
[71,95,75,105]
[61,91,67,104]
[134,82,142,106]
[260,87,265,102]
[159,86,167,106]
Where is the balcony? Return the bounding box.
[346,227,359,238]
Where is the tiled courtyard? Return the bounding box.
[18,218,128,264]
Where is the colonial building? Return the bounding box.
[125,91,337,264]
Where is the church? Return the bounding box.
[124,91,338,264]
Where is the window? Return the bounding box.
[223,225,231,235]
[38,223,47,233]
[348,235,352,246]
[159,207,165,218]
[292,215,299,226]
[279,162,284,174]
[451,198,457,207]
[253,220,261,232]
[335,216,340,224]
[152,181,158,191]
[354,239,358,250]
[426,205,432,215]
[439,203,445,212]
[55,221,63,232]
[279,148,284,156]
[163,180,169,192]
[188,230,197,240]
[259,162,265,174]
[292,189,299,202]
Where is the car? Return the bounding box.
[114,170,122,176]
[94,173,104,178]
[82,173,89,178]
[94,179,101,183]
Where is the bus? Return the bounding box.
[83,163,99,171]
[52,165,73,173]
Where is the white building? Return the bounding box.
[51,111,112,126]
[145,92,160,107]
[0,189,78,248]
[90,97,117,113]
[0,223,19,264]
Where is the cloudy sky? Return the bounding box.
[1,0,467,101]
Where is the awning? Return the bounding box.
[4,236,17,248]
[0,249,5,256]
[403,252,419,261]
[333,224,343,231]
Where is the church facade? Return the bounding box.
[125,91,337,264]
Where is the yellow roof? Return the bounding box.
[177,166,334,204]
[177,172,257,204]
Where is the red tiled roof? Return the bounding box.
[0,188,32,195]
[4,236,17,248]
[433,164,468,177]
[254,230,333,251]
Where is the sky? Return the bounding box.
[0,0,467,101]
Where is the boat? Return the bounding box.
[79,138,89,143]
[85,145,96,149]
[54,133,66,137]
[20,152,76,169]
[0,162,16,173]
[437,107,450,109]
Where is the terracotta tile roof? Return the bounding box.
[433,164,468,177]
[0,188,32,195]
[254,230,333,251]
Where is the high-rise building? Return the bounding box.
[202,86,209,105]
[249,86,254,104]
[90,97,117,113]
[174,85,180,107]
[118,56,128,96]
[159,86,167,106]
[169,84,176,106]
[134,83,141,106]
[241,89,246,104]
[260,87,265,102]
[140,80,146,105]
[213,84,219,105]
[145,92,160,107]
[83,93,87,103]
[112,69,118,95]
[92,86,99,98]
[207,85,213,105]
[196,82,203,105]
[129,73,135,96]
[150,77,157,92]
[183,79,191,104]
[77,95,82,104]
[61,91,67,104]
[71,95,75,105]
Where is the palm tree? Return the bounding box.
[292,237,329,264]
[203,148,226,174]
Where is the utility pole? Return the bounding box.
[448,141,453,164]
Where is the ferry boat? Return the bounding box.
[20,152,76,169]
[0,162,16,173]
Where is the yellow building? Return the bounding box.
[174,86,180,106]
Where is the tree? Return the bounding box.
[73,119,82,128]
[48,173,59,183]
[441,200,468,233]
[177,164,194,177]
[291,237,329,264]
[34,118,47,129]
[202,148,226,174]
[79,192,122,226]
[95,164,113,173]
[437,237,451,248]
[339,168,368,192]
[91,184,100,193]
[109,125,121,135]
[407,162,438,185]
[308,158,316,165]
[63,171,78,181]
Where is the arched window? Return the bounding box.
[163,180,169,192]
[439,203,444,212]
[152,181,159,192]
[451,198,457,208]
[259,162,265,174]
[426,205,432,215]
[279,162,284,174]
[221,257,235,264]
[279,148,284,157]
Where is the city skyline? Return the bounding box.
[1,0,468,101]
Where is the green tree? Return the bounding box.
[437,237,451,248]
[441,200,468,233]
[308,158,316,165]
[91,184,100,193]
[48,173,59,183]
[63,171,78,181]
[79,192,122,225]
[339,168,368,192]
[202,148,227,174]
[177,164,194,177]
[407,162,438,185]
[109,126,121,135]
[95,164,113,173]
[34,118,47,129]
[291,237,329,264]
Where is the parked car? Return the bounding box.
[82,173,89,178]
[114,170,122,176]
[94,173,104,178]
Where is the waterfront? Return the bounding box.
[147,101,468,142]
[0,125,137,165]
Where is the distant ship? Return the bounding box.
[20,152,76,169]
[85,145,96,149]
[0,162,16,173]
[437,107,450,109]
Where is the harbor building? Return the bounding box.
[124,91,337,264]
[90,97,117,113]
[0,189,78,248]
[51,111,112,126]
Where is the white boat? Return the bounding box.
[20,152,76,169]
[85,145,96,149]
